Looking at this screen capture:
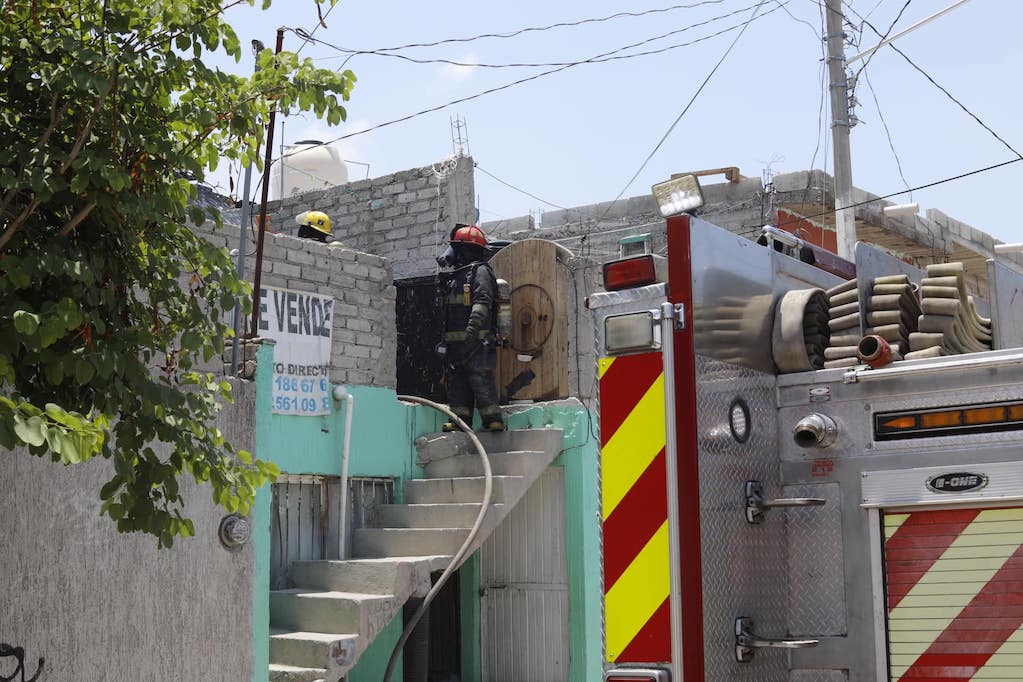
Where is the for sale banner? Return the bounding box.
[257,285,334,416]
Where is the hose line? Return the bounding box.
[383,396,494,682]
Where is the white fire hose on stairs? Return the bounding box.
[382,395,494,682]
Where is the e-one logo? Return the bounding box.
[926,471,988,494]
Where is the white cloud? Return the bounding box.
[437,53,478,85]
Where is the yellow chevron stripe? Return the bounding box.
[601,372,665,520]
[598,356,615,380]
[971,625,1023,680]
[888,508,1023,680]
[605,521,670,661]
[884,513,910,540]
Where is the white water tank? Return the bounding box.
[273,140,349,200]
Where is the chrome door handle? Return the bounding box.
[745,480,825,523]
[735,617,819,662]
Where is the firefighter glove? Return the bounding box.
[465,317,482,343]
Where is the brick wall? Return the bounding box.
[196,222,397,388]
[261,155,475,278]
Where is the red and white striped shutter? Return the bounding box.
[883,506,1023,681]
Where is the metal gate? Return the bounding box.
[269,475,395,589]
[480,467,569,681]
[883,506,1023,681]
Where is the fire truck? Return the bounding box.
[587,178,1023,682]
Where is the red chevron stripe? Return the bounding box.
[885,509,981,611]
[603,448,667,591]
[616,596,670,663]
[599,352,662,447]
[898,545,1023,681]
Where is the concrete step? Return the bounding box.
[268,663,327,682]
[415,428,564,465]
[290,556,450,594]
[374,503,505,528]
[269,629,359,672]
[270,590,392,633]
[352,527,470,558]
[404,475,523,504]
[423,450,541,479]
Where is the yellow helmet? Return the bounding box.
[296,210,332,236]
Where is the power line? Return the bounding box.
[845,2,1022,160]
[862,68,912,197]
[852,0,913,83]
[602,0,773,215]
[474,164,571,211]
[278,3,787,160]
[343,0,733,53]
[298,0,776,70]
[800,0,828,210]
[777,156,1023,230]
[295,0,342,54]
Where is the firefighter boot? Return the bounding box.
[442,409,473,433]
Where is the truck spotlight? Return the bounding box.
[605,311,660,355]
[652,174,704,217]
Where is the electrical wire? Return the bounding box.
[348,0,733,53]
[601,0,773,217]
[474,164,570,211]
[852,0,913,84]
[800,0,828,210]
[295,0,341,54]
[846,2,1022,160]
[296,0,780,70]
[862,68,912,197]
[776,156,1023,230]
[277,3,787,162]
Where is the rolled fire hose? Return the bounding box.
[383,395,494,682]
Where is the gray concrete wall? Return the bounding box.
[198,223,397,388]
[0,380,257,682]
[259,155,475,279]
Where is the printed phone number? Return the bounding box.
[275,376,329,393]
[273,395,332,413]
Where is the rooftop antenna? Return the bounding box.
[451,115,470,157]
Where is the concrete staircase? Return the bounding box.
[268,428,563,682]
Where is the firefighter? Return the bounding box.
[436,224,505,432]
[295,210,332,242]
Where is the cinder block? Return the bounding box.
[344,290,371,306]
[299,267,329,284]
[347,345,371,359]
[383,182,405,195]
[272,261,301,278]
[347,318,372,332]
[396,191,417,204]
[372,219,393,231]
[405,178,427,190]
[392,215,416,229]
[356,333,383,348]
[333,303,358,318]
[343,262,370,277]
[409,201,431,213]
[416,189,437,201]
[367,266,388,281]
[287,249,315,265]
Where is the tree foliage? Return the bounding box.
[0,0,356,546]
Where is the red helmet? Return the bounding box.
[450,224,487,248]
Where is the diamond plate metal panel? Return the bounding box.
[696,355,788,682]
[785,483,846,636]
[790,670,848,682]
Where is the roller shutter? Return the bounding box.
[883,506,1023,681]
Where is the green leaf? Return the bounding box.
[14,415,47,447]
[75,358,96,384]
[13,310,40,335]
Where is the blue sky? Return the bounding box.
[208,0,1023,244]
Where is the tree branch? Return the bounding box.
[58,200,97,237]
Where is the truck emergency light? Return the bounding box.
[652,173,704,217]
[602,254,667,291]
[875,399,1023,440]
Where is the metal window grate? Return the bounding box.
[347,477,395,532]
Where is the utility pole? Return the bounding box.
[824,0,857,260]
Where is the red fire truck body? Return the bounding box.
[588,214,1023,682]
